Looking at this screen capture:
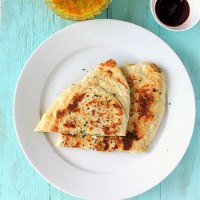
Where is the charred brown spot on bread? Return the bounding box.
[92,110,95,116]
[113,103,123,116]
[106,70,113,75]
[157,68,162,73]
[113,103,121,109]
[127,75,136,88]
[86,99,104,107]
[89,127,93,131]
[73,141,81,148]
[90,120,96,126]
[137,85,154,120]
[114,144,118,150]
[67,93,86,112]
[95,137,110,151]
[56,93,85,119]
[56,110,66,119]
[63,121,76,128]
[95,138,104,151]
[150,63,162,73]
[51,125,58,132]
[86,99,96,106]
[116,77,129,89]
[154,65,162,73]
[103,126,112,135]
[122,131,139,151]
[138,95,154,120]
[114,137,122,149]
[100,59,116,68]
[131,122,143,139]
[111,122,122,129]
[103,137,109,151]
[152,88,157,92]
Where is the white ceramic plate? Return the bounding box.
[14,19,195,200]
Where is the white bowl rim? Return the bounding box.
[150,0,200,31]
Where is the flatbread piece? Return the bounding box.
[57,62,166,152]
[35,59,130,136]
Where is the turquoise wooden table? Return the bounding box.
[1,0,200,199]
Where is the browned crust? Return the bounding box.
[137,85,154,120]
[100,59,116,68]
[35,59,130,137]
[58,132,142,152]
[67,93,86,112]
[56,93,86,119]
[98,59,129,89]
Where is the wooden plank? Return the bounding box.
[109,1,200,199]
[108,0,160,35]
[49,9,109,200]
[160,129,200,200]
[109,1,161,199]
[159,24,200,200]
[0,0,66,199]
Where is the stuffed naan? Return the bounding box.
[35,59,130,136]
[57,62,166,152]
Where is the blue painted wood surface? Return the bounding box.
[0,0,199,199]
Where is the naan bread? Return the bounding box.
[35,59,130,136]
[57,62,166,152]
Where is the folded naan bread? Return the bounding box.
[35,59,130,136]
[57,62,166,152]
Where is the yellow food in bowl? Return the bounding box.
[45,0,112,21]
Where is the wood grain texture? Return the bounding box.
[159,23,200,200]
[0,0,199,199]
[0,0,66,199]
